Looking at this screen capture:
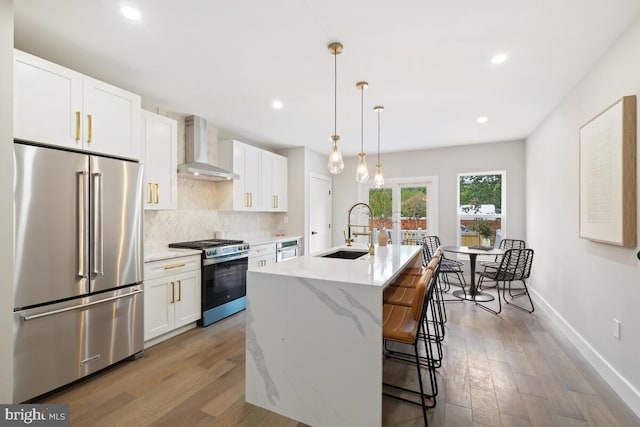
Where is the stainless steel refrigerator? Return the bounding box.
[13,142,144,403]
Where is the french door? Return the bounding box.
[362,177,438,246]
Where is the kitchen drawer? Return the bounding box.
[249,242,276,258]
[144,254,201,281]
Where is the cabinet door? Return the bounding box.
[83,75,141,160]
[243,144,261,210]
[144,277,174,341]
[231,142,261,211]
[142,111,177,210]
[260,151,287,211]
[14,50,83,150]
[261,151,275,210]
[173,269,201,328]
[272,154,288,211]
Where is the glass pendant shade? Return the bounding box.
[374,163,384,188]
[356,152,369,183]
[328,140,344,174]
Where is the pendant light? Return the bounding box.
[355,81,370,183]
[327,42,344,174]
[373,105,385,188]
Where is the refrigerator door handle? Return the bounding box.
[77,171,89,279]
[21,288,143,321]
[92,172,104,277]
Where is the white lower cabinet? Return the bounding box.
[144,254,201,344]
[249,242,276,268]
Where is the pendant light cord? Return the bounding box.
[377,109,380,163]
[360,85,364,152]
[334,50,337,138]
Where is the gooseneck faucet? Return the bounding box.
[346,202,375,255]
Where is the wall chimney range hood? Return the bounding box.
[177,115,239,181]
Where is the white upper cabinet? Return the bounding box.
[261,150,288,212]
[13,49,142,160]
[82,76,141,159]
[218,140,262,211]
[14,50,83,150]
[142,111,178,210]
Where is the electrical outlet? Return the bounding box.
[613,319,621,340]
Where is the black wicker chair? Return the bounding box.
[481,238,525,272]
[422,236,466,293]
[476,248,535,315]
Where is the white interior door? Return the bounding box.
[309,174,332,254]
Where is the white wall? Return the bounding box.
[332,140,526,247]
[280,147,331,254]
[0,0,14,403]
[526,17,640,416]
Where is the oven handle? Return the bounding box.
[203,252,249,266]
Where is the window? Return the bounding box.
[364,177,438,246]
[457,171,505,247]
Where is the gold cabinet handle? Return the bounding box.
[75,111,81,142]
[155,183,159,204]
[275,195,278,208]
[87,114,93,143]
[163,263,186,270]
[249,193,253,207]
[170,282,175,304]
[177,280,182,302]
[272,195,276,209]
[148,183,153,204]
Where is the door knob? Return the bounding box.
[311,231,318,235]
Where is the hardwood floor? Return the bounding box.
[37,288,640,426]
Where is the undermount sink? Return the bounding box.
[320,250,369,260]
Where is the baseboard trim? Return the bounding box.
[530,288,640,419]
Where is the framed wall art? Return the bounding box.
[579,95,636,246]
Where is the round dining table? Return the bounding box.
[442,246,505,302]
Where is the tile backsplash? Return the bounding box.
[143,111,286,252]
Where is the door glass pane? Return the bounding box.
[400,186,427,245]
[369,188,392,243]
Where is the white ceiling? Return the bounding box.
[14,0,640,156]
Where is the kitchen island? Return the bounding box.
[245,244,423,426]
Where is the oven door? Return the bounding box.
[202,254,248,311]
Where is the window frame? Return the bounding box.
[456,170,506,246]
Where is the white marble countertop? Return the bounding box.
[144,248,202,263]
[250,243,422,287]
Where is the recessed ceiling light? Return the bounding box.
[477,116,488,124]
[121,6,141,21]
[491,53,507,64]
[272,100,283,109]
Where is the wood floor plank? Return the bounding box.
[488,360,518,391]
[470,387,502,427]
[494,386,529,420]
[444,403,473,427]
[521,394,560,427]
[501,414,533,427]
[569,391,622,427]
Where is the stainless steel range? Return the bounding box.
[169,239,250,326]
